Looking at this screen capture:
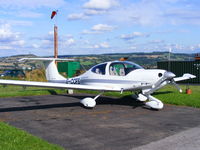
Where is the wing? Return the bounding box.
[0,79,154,92]
[0,79,121,92]
[174,73,196,82]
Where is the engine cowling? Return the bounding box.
[80,97,96,108]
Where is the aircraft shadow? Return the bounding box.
[0,102,81,113]
[0,94,144,112]
[65,94,144,108]
[153,91,173,95]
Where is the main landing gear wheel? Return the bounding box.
[80,92,103,108]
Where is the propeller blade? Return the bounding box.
[171,79,182,93]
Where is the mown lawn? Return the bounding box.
[153,85,200,108]
[0,85,66,98]
[0,122,64,150]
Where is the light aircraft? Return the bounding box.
[0,58,196,110]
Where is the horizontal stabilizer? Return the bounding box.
[19,58,75,62]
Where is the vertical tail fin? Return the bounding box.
[19,58,74,83]
[44,60,66,82]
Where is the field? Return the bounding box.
[0,85,66,98]
[0,122,63,150]
[154,85,200,108]
[0,84,199,150]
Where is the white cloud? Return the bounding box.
[129,46,137,50]
[0,19,33,26]
[48,31,54,36]
[11,40,25,46]
[100,42,110,48]
[164,8,200,25]
[83,0,119,10]
[0,0,66,9]
[149,39,165,44]
[121,32,150,40]
[18,11,43,18]
[0,24,25,51]
[82,24,115,34]
[89,42,110,49]
[108,2,162,26]
[35,32,76,49]
[68,0,119,21]
[66,34,73,38]
[81,29,101,34]
[107,0,200,26]
[84,9,106,15]
[65,38,75,46]
[0,24,16,42]
[0,24,21,43]
[93,44,100,49]
[92,24,115,31]
[32,44,40,49]
[67,13,88,20]
[42,39,52,46]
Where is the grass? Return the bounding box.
[0,85,66,98]
[0,122,63,150]
[153,85,200,108]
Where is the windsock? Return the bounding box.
[51,10,58,19]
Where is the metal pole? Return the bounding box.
[54,25,58,58]
[168,47,171,71]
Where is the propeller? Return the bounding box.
[152,71,175,88]
[144,71,179,95]
[164,71,183,93]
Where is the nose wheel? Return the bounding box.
[132,93,164,110]
[145,95,164,110]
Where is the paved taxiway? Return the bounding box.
[0,93,200,150]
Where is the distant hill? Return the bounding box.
[0,54,38,70]
[0,52,196,70]
[59,52,195,69]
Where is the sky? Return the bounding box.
[0,0,200,57]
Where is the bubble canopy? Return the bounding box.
[91,61,143,76]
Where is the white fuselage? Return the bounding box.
[66,61,167,91]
